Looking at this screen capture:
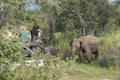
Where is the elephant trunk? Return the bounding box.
[71,47,76,59]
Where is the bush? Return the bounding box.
[0,53,75,80]
[100,45,120,69]
[99,30,120,69]
[0,29,75,80]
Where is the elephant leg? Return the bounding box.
[72,47,76,59]
[94,50,99,60]
[87,53,91,63]
[86,50,91,63]
[84,46,91,63]
[80,51,84,62]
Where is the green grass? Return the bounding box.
[62,63,120,80]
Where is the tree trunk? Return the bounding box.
[49,15,54,41]
[0,16,4,29]
[0,6,4,29]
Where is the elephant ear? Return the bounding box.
[69,40,73,46]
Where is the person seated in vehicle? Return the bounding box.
[30,25,43,49]
[30,25,42,41]
[19,26,31,43]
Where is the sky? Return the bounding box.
[27,0,115,10]
[27,1,40,10]
[28,3,39,10]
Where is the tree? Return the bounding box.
[38,0,61,42]
[1,0,120,38]
[0,0,28,29]
[114,0,120,5]
[54,0,120,36]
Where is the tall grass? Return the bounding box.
[99,30,120,69]
[54,30,120,69]
[54,32,77,59]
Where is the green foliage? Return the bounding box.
[1,0,120,80]
[0,28,75,80]
[100,45,120,69]
[0,54,75,80]
[99,28,120,49]
[0,29,22,63]
[53,0,120,35]
[99,33,114,48]
[99,29,120,69]
[54,32,78,59]
[1,0,120,38]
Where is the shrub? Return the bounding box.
[100,45,120,69]
[99,30,120,69]
[0,53,75,80]
[0,29,75,80]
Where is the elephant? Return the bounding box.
[70,35,100,63]
[44,45,57,56]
